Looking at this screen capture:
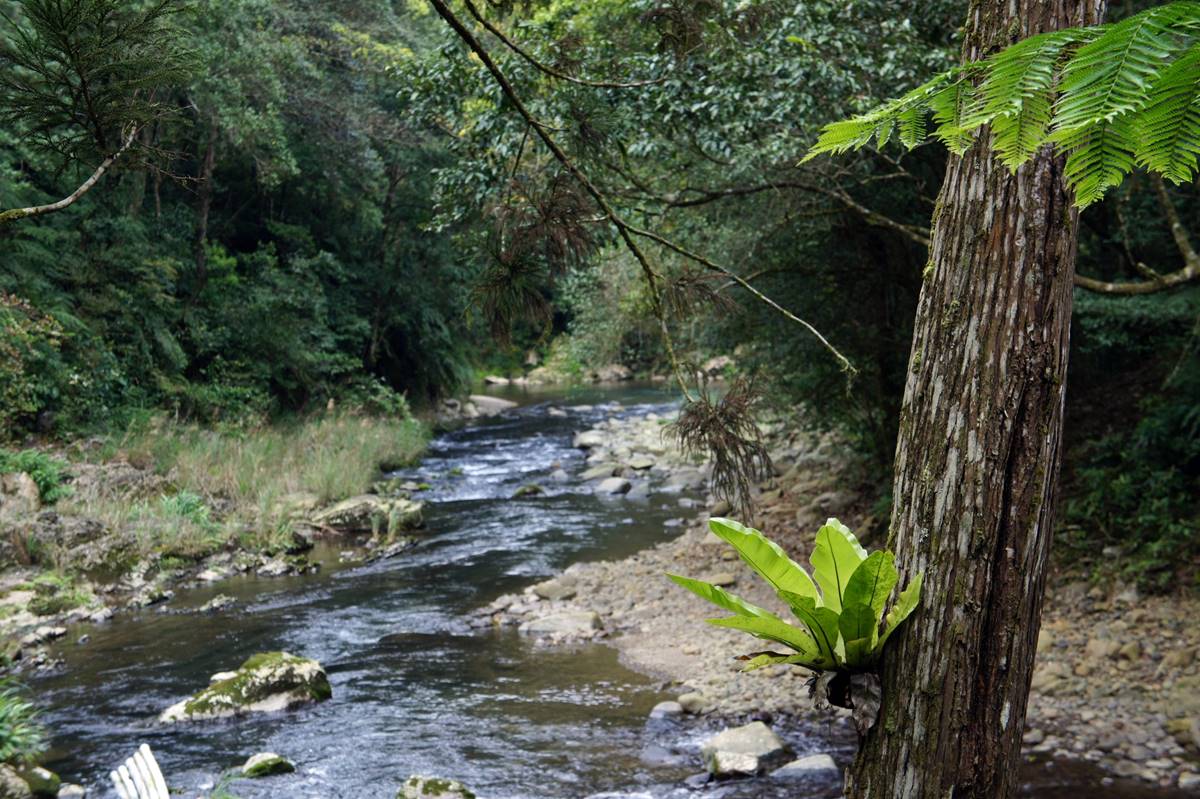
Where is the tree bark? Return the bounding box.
[845,1,1105,797]
[193,119,218,289]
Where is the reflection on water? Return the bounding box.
[31,385,1188,798]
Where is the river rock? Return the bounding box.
[650,701,683,719]
[0,765,31,799]
[591,364,632,382]
[548,468,569,483]
[770,754,839,781]
[1179,773,1200,790]
[468,394,517,416]
[532,576,577,601]
[56,785,85,798]
[512,484,544,498]
[678,692,707,714]
[625,482,650,501]
[242,752,296,778]
[399,775,476,799]
[311,496,423,533]
[627,455,655,470]
[160,651,332,723]
[1085,636,1121,660]
[574,431,608,449]
[596,477,631,495]
[519,611,602,637]
[581,464,618,481]
[483,375,510,385]
[16,766,58,797]
[0,472,40,519]
[700,721,790,776]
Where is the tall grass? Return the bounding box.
[57,413,428,562]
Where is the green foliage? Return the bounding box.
[0,448,69,503]
[669,518,922,672]
[0,682,44,765]
[805,2,1200,205]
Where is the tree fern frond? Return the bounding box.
[802,70,958,162]
[1054,3,1200,134]
[1136,43,1200,183]
[929,80,977,154]
[967,28,1097,167]
[1058,116,1139,206]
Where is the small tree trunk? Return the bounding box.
[845,1,1104,797]
[193,120,218,289]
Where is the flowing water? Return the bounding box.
[29,386,1190,798]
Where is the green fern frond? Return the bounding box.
[928,80,976,154]
[1054,3,1200,133]
[970,28,1096,167]
[1058,117,1140,206]
[1136,43,1200,183]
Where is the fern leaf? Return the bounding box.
[929,79,977,154]
[1136,43,1200,183]
[1058,116,1139,206]
[1054,3,1200,134]
[967,28,1096,167]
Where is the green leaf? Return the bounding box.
[707,615,833,670]
[739,651,820,672]
[1136,42,1200,183]
[707,517,820,602]
[809,518,868,613]
[778,590,843,666]
[666,573,769,618]
[842,550,899,620]
[928,79,977,155]
[875,572,924,655]
[838,601,879,666]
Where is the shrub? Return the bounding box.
[0,449,70,503]
[0,683,44,765]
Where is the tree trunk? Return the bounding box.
[846,1,1105,797]
[193,120,218,290]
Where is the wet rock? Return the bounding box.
[1179,773,1200,790]
[770,754,839,781]
[532,576,578,601]
[625,482,650,501]
[469,394,518,417]
[700,721,790,776]
[242,753,296,778]
[678,692,707,714]
[595,477,632,495]
[56,785,85,798]
[627,455,655,470]
[199,594,236,613]
[512,484,544,498]
[482,375,509,385]
[581,464,617,481]
[547,407,568,418]
[311,496,423,533]
[20,626,66,647]
[518,611,602,637]
[160,651,331,723]
[650,701,683,719]
[399,775,476,799]
[15,766,58,797]
[365,538,417,564]
[548,469,569,483]
[256,558,291,578]
[574,431,608,449]
[0,765,31,799]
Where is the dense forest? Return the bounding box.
[0,1,1199,797]
[2,0,1194,588]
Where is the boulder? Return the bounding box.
[311,496,423,533]
[0,766,31,799]
[678,692,707,714]
[15,766,58,797]
[591,364,632,382]
[649,701,683,720]
[532,576,577,601]
[399,776,476,799]
[519,611,602,637]
[770,754,839,781]
[573,431,608,449]
[581,464,617,481]
[625,482,650,501]
[468,394,518,417]
[160,651,331,723]
[548,469,570,483]
[627,455,655,470]
[242,753,296,778]
[55,786,85,798]
[595,477,632,495]
[0,473,40,519]
[700,721,790,776]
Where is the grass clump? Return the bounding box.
[24,571,95,616]
[0,449,70,503]
[0,682,44,765]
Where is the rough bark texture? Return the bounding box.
[845,1,1105,797]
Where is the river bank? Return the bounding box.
[0,411,432,674]
[480,409,1200,792]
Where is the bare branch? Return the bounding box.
[0,126,138,226]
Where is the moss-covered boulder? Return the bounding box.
[311,496,423,533]
[13,766,57,797]
[0,765,31,799]
[242,752,296,778]
[399,775,476,799]
[159,651,331,723]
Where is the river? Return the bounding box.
[30,385,1191,798]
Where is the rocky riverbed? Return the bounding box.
[475,409,1200,792]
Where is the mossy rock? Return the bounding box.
[242,752,296,778]
[311,496,423,533]
[399,775,476,799]
[159,651,331,723]
[14,767,58,798]
[0,765,31,799]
